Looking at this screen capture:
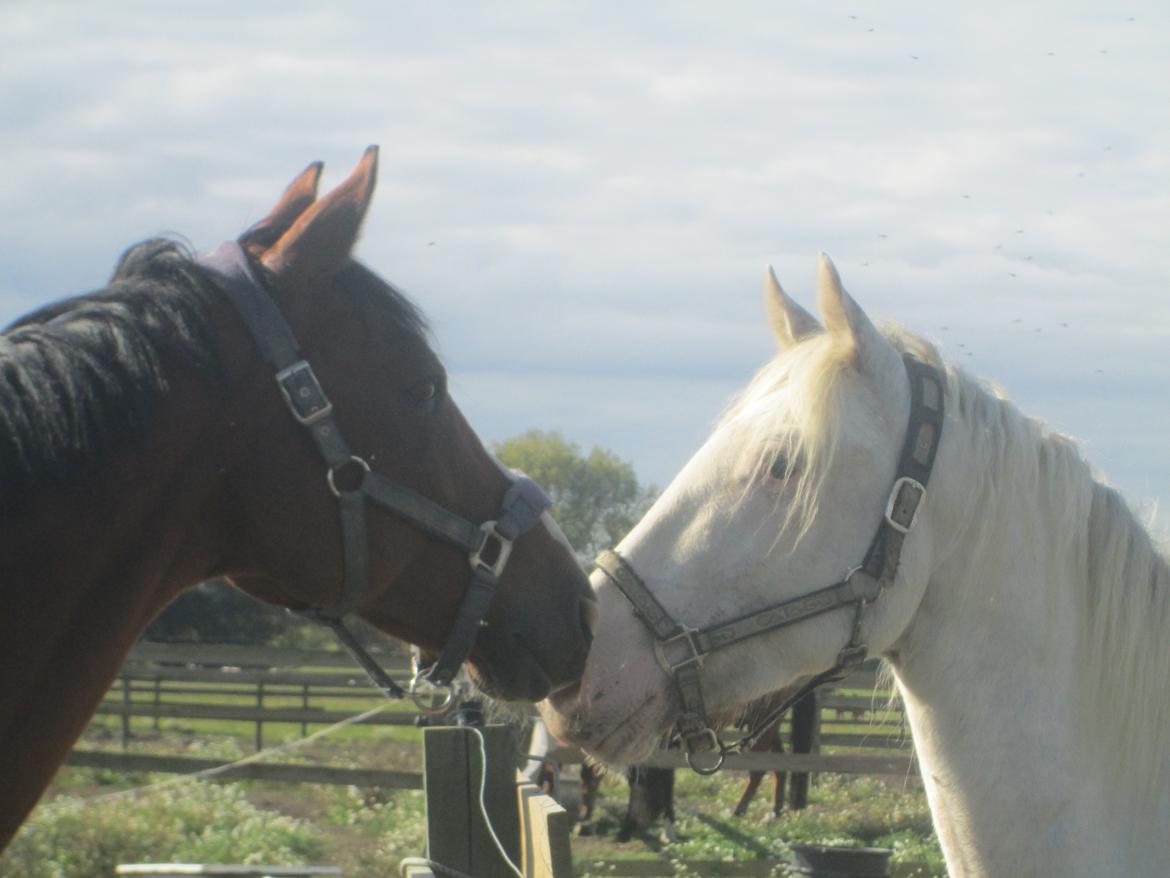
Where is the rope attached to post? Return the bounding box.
[78,703,392,804]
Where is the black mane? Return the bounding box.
[0,240,224,515]
[0,238,428,516]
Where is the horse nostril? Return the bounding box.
[579,596,598,644]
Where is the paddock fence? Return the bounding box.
[72,642,916,786]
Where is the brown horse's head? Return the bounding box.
[216,148,592,701]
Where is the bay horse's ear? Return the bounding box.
[260,146,379,279]
[764,265,821,350]
[816,253,894,374]
[238,161,324,255]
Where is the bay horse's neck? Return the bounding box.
[0,304,260,850]
[887,377,1169,877]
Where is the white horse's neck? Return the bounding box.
[887,372,1169,877]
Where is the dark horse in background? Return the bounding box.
[0,148,593,850]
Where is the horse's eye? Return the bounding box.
[769,454,791,481]
[408,376,442,404]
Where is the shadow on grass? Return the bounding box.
[689,811,775,859]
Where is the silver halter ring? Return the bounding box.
[409,668,456,715]
[683,729,727,775]
[326,455,372,498]
[686,747,727,775]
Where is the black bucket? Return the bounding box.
[788,843,892,877]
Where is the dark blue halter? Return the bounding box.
[197,241,552,700]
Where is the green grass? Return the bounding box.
[569,769,943,877]
[0,783,324,878]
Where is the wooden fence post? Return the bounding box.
[152,677,161,733]
[517,783,573,878]
[790,688,818,810]
[255,681,264,751]
[301,682,309,737]
[121,676,131,750]
[423,725,521,878]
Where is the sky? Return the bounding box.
[2,1,1168,532]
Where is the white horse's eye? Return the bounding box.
[769,453,792,481]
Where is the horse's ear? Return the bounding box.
[260,146,378,279]
[816,253,894,374]
[764,265,821,350]
[238,161,324,255]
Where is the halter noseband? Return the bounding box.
[596,354,944,773]
[197,241,552,706]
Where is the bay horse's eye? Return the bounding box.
[408,376,443,404]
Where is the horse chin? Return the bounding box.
[538,684,671,767]
[466,638,554,703]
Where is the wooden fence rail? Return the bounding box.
[66,749,422,789]
[79,642,915,782]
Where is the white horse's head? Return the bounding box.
[541,255,944,764]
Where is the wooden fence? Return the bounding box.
[75,642,915,785]
[401,725,573,878]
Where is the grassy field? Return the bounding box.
[2,705,945,878]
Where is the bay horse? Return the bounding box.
[0,148,593,850]
[542,255,1170,876]
[731,689,817,818]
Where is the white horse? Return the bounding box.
[541,256,1170,877]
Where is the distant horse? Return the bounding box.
[543,255,1170,876]
[732,689,817,818]
[0,148,592,850]
[617,766,676,843]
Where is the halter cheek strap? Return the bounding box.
[197,241,552,698]
[597,354,944,773]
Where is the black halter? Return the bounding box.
[596,354,944,773]
[197,241,551,704]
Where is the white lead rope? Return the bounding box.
[78,703,391,805]
[400,726,525,878]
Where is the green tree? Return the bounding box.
[493,430,656,562]
[145,579,295,644]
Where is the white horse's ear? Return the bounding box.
[817,253,893,374]
[764,265,821,350]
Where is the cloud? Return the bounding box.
[1,0,1167,526]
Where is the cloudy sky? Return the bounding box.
[2,1,1168,531]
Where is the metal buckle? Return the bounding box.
[470,522,514,578]
[655,627,704,673]
[276,360,334,426]
[837,643,869,668]
[409,668,456,715]
[884,476,926,535]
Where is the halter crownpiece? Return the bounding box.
[197,241,552,699]
[597,353,945,773]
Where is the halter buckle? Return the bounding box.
[884,476,926,534]
[470,522,514,579]
[275,360,334,426]
[656,627,705,673]
[836,643,869,668]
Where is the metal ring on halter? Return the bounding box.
[326,456,372,498]
[686,743,727,775]
[409,668,456,715]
